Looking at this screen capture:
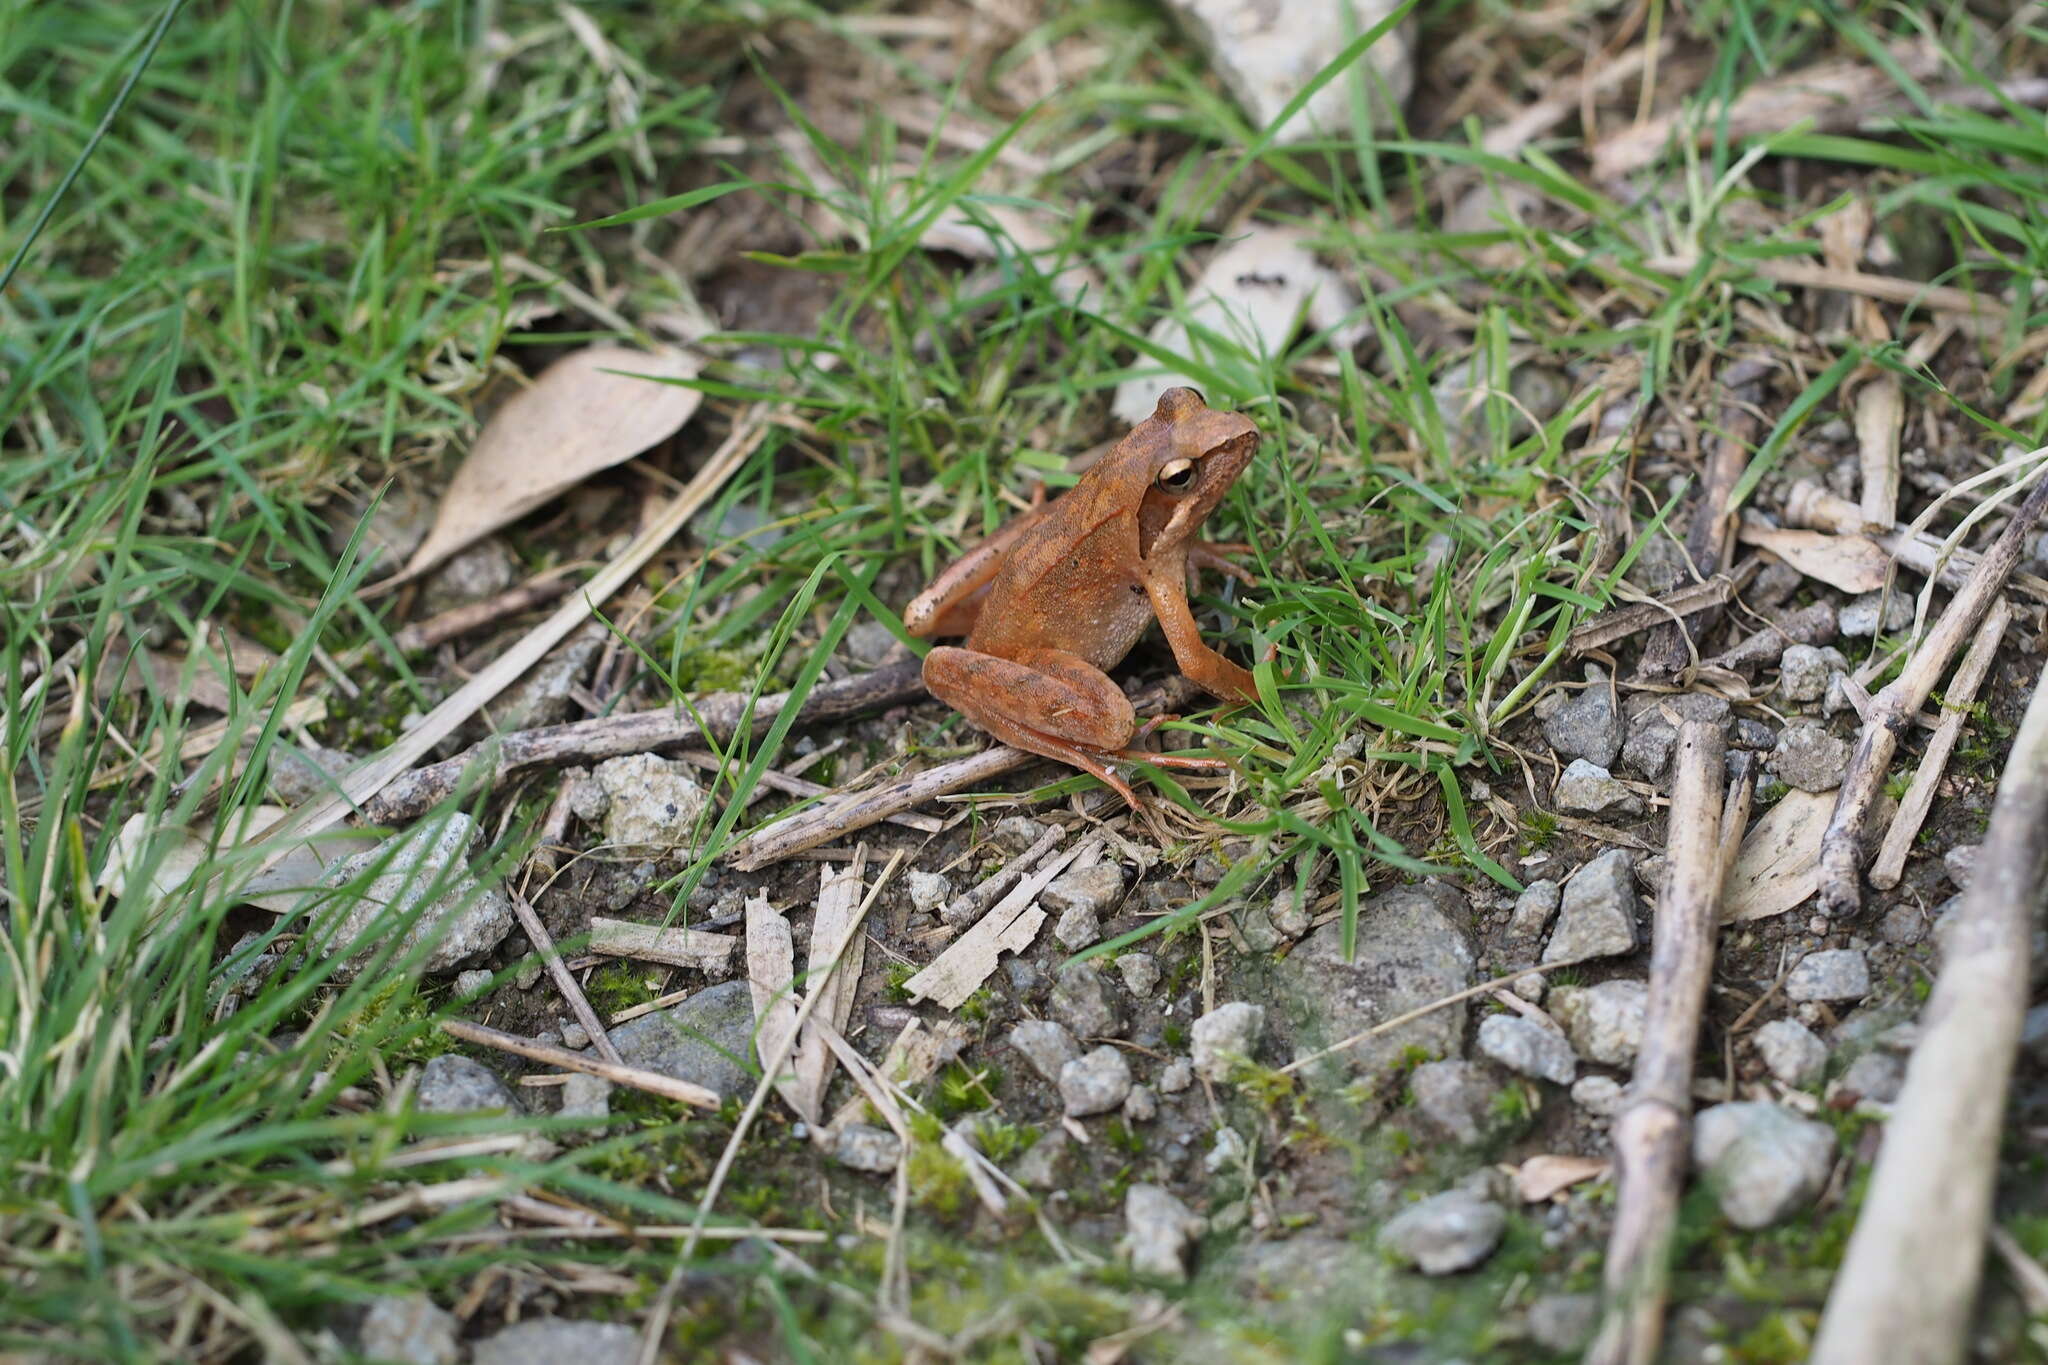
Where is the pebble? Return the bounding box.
[1060,1045,1135,1117]
[1043,863,1124,920]
[1880,903,1929,946]
[1786,949,1871,1002]
[1206,1126,1249,1173]
[470,1319,640,1365]
[1945,844,1980,889]
[1007,1019,1082,1084]
[991,816,1049,852]
[1116,952,1161,995]
[1049,961,1122,1039]
[1732,718,1779,750]
[1622,694,1730,780]
[1510,972,1546,1003]
[1692,1102,1836,1229]
[308,812,512,974]
[1274,884,1475,1081]
[1769,721,1852,793]
[557,1073,610,1123]
[358,1295,459,1365]
[1378,1188,1507,1274]
[1777,644,1843,703]
[1014,1127,1070,1188]
[417,1055,520,1115]
[1570,1074,1625,1118]
[1123,1084,1159,1123]
[1753,1018,1828,1087]
[1833,1052,1904,1105]
[1123,1183,1205,1282]
[1191,1002,1267,1082]
[1268,886,1314,939]
[560,1022,590,1051]
[423,540,515,614]
[607,979,759,1100]
[1551,980,1647,1066]
[1506,879,1561,940]
[1476,1014,1576,1085]
[1527,1293,1599,1355]
[1839,589,1913,637]
[1554,760,1645,817]
[1409,1060,1499,1145]
[1543,850,1639,964]
[1539,667,1622,767]
[455,968,493,998]
[1052,900,1103,951]
[905,869,951,914]
[1159,1059,1195,1094]
[833,1123,904,1173]
[593,754,708,853]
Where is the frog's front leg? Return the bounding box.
[922,644,1144,805]
[1142,566,1259,704]
[902,502,1051,639]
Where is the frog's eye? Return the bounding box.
[1156,458,1197,492]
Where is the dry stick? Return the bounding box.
[1585,720,1729,1365]
[723,676,1202,871]
[363,655,927,824]
[1784,479,2048,604]
[1566,570,1752,657]
[1809,662,2048,1365]
[1818,470,2048,916]
[506,892,622,1066]
[1480,37,1670,156]
[1855,376,1904,531]
[1868,599,2013,890]
[244,407,775,875]
[439,1019,719,1109]
[938,822,1066,926]
[1642,255,2007,325]
[667,747,940,834]
[391,573,578,653]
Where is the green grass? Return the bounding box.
[8,0,2048,1357]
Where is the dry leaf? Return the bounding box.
[1514,1153,1610,1202]
[904,838,1096,1008]
[1113,227,1362,424]
[1723,789,1833,922]
[744,890,808,1122]
[793,855,867,1121]
[388,345,702,584]
[1737,525,1893,593]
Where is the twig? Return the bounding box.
[1809,662,2048,1365]
[939,823,1066,926]
[362,656,927,824]
[1818,467,2048,915]
[1567,569,1752,656]
[391,573,578,653]
[1855,377,1903,531]
[1586,720,1728,1365]
[1784,479,2048,604]
[1640,255,2006,325]
[723,676,1200,871]
[507,892,622,1066]
[667,747,940,833]
[586,917,736,972]
[438,1019,719,1109]
[1868,599,2012,890]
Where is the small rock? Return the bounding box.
[471,1319,639,1365]
[1527,1293,1599,1355]
[1123,1183,1205,1282]
[1060,1045,1135,1117]
[1008,1019,1082,1084]
[1554,759,1645,817]
[417,1055,520,1115]
[1786,949,1870,1002]
[1116,952,1161,995]
[1159,1059,1195,1094]
[833,1123,903,1173]
[1123,1084,1159,1123]
[1541,668,1622,767]
[1839,589,1913,637]
[1207,1126,1249,1173]
[1732,718,1779,750]
[266,744,353,806]
[1622,694,1730,780]
[557,1073,611,1122]
[1769,721,1852,793]
[1833,1052,1904,1105]
[1191,1002,1267,1082]
[1236,898,1285,952]
[1049,960,1121,1039]
[423,539,516,614]
[1477,1014,1576,1085]
[560,1022,590,1051]
[991,816,1048,852]
[1511,972,1545,1002]
[455,968,493,998]
[1551,980,1648,1066]
[840,619,900,667]
[1823,671,1857,716]
[1944,844,1979,889]
[358,1294,459,1365]
[487,621,604,734]
[1507,879,1561,940]
[1754,1018,1828,1087]
[1409,1060,1498,1145]
[1880,903,1929,946]
[1571,1074,1625,1118]
[1777,644,1836,702]
[594,754,707,853]
[905,869,951,914]
[606,979,759,1101]
[1268,886,1314,939]
[1543,850,1638,964]
[1692,1102,1836,1229]
[1053,900,1102,952]
[309,811,512,974]
[1014,1127,1070,1189]
[1043,863,1124,921]
[1378,1188,1507,1274]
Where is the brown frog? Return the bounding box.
[904,387,1261,805]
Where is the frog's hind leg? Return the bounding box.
[923,645,1143,804]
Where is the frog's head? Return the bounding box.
[1137,387,1258,556]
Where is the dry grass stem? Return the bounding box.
[439,1018,720,1108]
[509,892,623,1066]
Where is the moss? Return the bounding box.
[583,961,653,1015]
[930,1062,998,1119]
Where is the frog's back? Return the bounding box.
[965,500,1162,672]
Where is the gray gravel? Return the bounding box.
[1008,1019,1082,1083]
[1769,720,1852,792]
[1049,960,1122,1039]
[1754,1018,1828,1087]
[1693,1101,1836,1229]
[1543,850,1638,964]
[1552,980,1647,1066]
[1123,1183,1205,1281]
[1539,666,1622,766]
[1378,1188,1507,1274]
[358,1295,459,1365]
[1060,1045,1135,1117]
[1507,879,1562,941]
[1190,1002,1266,1082]
[1554,760,1645,816]
[833,1123,903,1173]
[1786,949,1871,1002]
[606,979,758,1101]
[416,1055,520,1115]
[310,811,512,975]
[471,1320,640,1365]
[1476,1013,1576,1085]
[1409,1060,1499,1145]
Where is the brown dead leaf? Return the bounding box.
[1514,1153,1610,1203]
[1723,788,1833,921]
[1736,525,1893,593]
[385,345,702,585]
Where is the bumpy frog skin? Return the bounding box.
[904,387,1260,805]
